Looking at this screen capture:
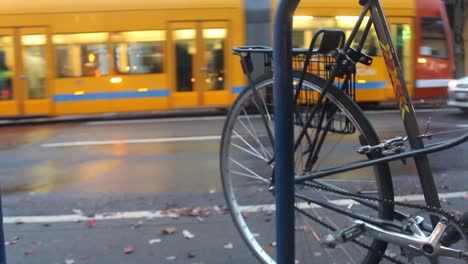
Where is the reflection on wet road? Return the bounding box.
[0,109,466,199]
[0,118,224,197]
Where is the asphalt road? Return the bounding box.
[0,107,466,263]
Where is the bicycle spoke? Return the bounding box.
[249,85,275,147]
[232,141,270,162]
[221,72,395,263]
[239,109,273,159]
[232,130,268,161]
[229,158,269,183]
[230,170,269,183]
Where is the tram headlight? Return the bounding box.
[448,80,458,90]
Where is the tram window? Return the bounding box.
[292,16,380,56]
[111,30,165,74]
[53,33,109,77]
[420,18,448,58]
[0,36,14,100]
[390,24,412,81]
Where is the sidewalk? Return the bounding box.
[0,99,450,127]
[0,108,228,127]
[4,214,257,264]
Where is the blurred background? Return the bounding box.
[0,0,465,119]
[0,1,466,263]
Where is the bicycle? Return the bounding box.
[219,0,468,263]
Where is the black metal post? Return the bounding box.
[273,0,300,263]
[0,191,6,264]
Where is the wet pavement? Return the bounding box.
[0,106,466,263]
[4,214,257,264]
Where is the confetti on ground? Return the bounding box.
[86,219,97,228]
[182,230,195,239]
[162,227,177,235]
[131,220,144,229]
[65,259,75,264]
[223,243,233,249]
[124,246,134,255]
[148,239,161,245]
[5,235,20,246]
[166,256,177,261]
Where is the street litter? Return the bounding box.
[182,230,195,239]
[223,243,233,249]
[148,239,161,244]
[162,227,177,235]
[124,246,134,254]
[86,219,97,228]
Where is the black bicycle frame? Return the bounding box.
[294,0,468,217]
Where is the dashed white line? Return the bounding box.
[41,135,221,148]
[4,191,466,224]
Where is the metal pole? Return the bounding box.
[0,191,6,264]
[273,0,300,263]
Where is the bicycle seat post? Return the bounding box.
[273,0,301,263]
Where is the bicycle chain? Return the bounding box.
[304,181,467,263]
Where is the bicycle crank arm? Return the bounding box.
[354,219,467,260]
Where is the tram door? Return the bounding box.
[169,21,230,108]
[386,17,415,99]
[0,27,50,117]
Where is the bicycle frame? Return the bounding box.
[226,0,467,262]
[292,0,468,218]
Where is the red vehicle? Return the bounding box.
[281,0,455,103]
[414,0,455,99]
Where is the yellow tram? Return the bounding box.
[0,0,245,117]
[272,0,454,103]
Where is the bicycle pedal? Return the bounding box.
[440,212,468,247]
[320,223,365,248]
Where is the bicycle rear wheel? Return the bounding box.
[220,71,395,263]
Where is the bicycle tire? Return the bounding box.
[220,71,395,263]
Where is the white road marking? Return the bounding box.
[239,191,468,212]
[4,191,466,224]
[41,135,222,148]
[456,124,468,128]
[4,210,180,224]
[364,108,456,114]
[86,116,226,126]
